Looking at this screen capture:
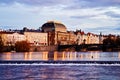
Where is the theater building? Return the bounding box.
[41,21,76,45]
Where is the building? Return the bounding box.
[42,21,67,32]
[76,30,86,45]
[41,21,76,45]
[68,31,77,45]
[87,32,99,44]
[24,31,48,46]
[0,32,26,46]
[76,30,102,45]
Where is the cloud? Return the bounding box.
[84,0,120,7]
[1,0,120,8]
[0,0,120,34]
[105,11,120,18]
[71,15,94,19]
[83,26,120,34]
[64,0,120,10]
[114,25,120,30]
[0,0,75,7]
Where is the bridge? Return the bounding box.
[58,44,103,51]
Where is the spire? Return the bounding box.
[100,32,102,36]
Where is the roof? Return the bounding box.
[0,31,14,34]
[0,31,23,35]
[42,21,67,29]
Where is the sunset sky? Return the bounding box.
[0,0,120,34]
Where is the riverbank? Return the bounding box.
[1,45,120,52]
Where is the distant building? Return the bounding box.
[76,31,86,45]
[0,32,26,46]
[42,21,67,32]
[0,21,108,47]
[87,32,99,44]
[76,30,102,44]
[24,31,48,46]
[41,21,76,45]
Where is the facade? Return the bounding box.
[24,31,48,46]
[0,32,26,46]
[76,31,86,45]
[57,31,76,45]
[76,31,103,45]
[41,21,76,45]
[87,33,99,44]
[68,31,77,45]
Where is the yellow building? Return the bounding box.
[76,31,100,45]
[0,32,26,46]
[24,31,48,46]
[87,33,100,44]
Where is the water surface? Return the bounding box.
[1,51,120,80]
[0,51,120,61]
[0,65,120,80]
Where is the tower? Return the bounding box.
[99,32,103,44]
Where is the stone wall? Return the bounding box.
[29,45,58,52]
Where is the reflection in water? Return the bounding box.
[42,52,48,60]
[5,52,12,60]
[118,52,120,59]
[0,51,120,61]
[1,65,120,80]
[24,52,31,60]
[24,52,49,61]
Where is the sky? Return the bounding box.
[0,0,120,35]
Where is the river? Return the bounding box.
[0,51,120,80]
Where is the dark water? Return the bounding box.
[1,51,120,80]
[0,65,120,80]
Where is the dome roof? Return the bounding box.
[41,21,67,32]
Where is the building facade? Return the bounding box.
[0,32,26,46]
[76,31,103,45]
[41,21,76,45]
[24,31,48,46]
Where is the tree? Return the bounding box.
[15,41,30,52]
[116,36,120,46]
[103,35,115,45]
[0,36,4,52]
